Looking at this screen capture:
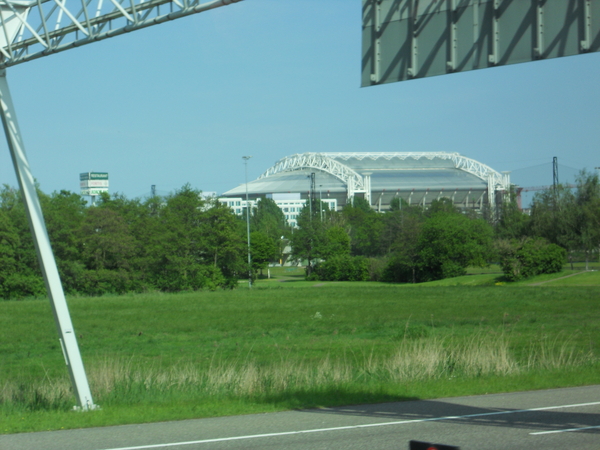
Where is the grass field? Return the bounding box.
[1,266,599,434]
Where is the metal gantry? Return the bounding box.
[0,0,242,68]
[0,0,243,411]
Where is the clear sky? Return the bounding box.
[1,0,598,203]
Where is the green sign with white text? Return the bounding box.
[80,172,109,181]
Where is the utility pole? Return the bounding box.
[243,156,252,289]
[553,156,559,194]
[552,156,559,213]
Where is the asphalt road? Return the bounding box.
[2,385,600,450]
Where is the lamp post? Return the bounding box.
[243,156,252,288]
[319,184,323,221]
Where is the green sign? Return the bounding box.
[80,172,109,181]
[362,0,600,87]
[80,188,109,196]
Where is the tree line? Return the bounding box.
[291,170,599,282]
[0,170,598,298]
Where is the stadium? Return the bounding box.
[220,152,511,216]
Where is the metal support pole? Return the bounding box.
[0,71,96,411]
[319,185,323,221]
[243,156,252,288]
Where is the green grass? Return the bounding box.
[1,278,600,434]
[527,270,600,286]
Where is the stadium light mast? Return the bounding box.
[0,0,243,411]
[243,156,252,288]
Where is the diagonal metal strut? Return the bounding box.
[0,71,96,410]
[0,0,242,411]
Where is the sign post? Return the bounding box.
[80,172,109,205]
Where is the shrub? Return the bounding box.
[312,255,370,281]
[381,255,418,283]
[0,273,46,299]
[367,257,388,281]
[497,238,566,281]
[417,213,493,282]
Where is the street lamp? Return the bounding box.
[243,156,252,288]
[319,184,323,221]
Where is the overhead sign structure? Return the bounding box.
[362,0,600,86]
[0,0,243,411]
[0,0,243,69]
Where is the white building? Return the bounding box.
[218,193,337,228]
[217,198,258,216]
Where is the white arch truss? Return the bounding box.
[323,152,509,190]
[259,152,510,204]
[258,153,367,193]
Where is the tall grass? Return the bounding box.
[1,333,593,412]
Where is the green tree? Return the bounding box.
[321,225,351,259]
[418,213,493,281]
[0,209,45,299]
[496,186,530,240]
[380,202,423,256]
[0,185,45,298]
[382,214,424,283]
[79,207,135,271]
[530,184,578,268]
[0,185,39,277]
[199,199,246,285]
[252,197,288,241]
[77,206,137,294]
[42,190,88,291]
[342,197,384,257]
[144,186,210,291]
[573,170,600,269]
[426,198,459,217]
[289,201,328,273]
[250,231,279,276]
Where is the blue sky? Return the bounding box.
[1,0,599,203]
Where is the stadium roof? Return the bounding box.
[222,152,510,210]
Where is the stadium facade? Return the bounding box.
[220,152,511,214]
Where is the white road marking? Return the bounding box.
[101,401,600,450]
[530,425,600,435]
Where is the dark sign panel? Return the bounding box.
[362,0,600,86]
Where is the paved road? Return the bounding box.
[2,385,600,450]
